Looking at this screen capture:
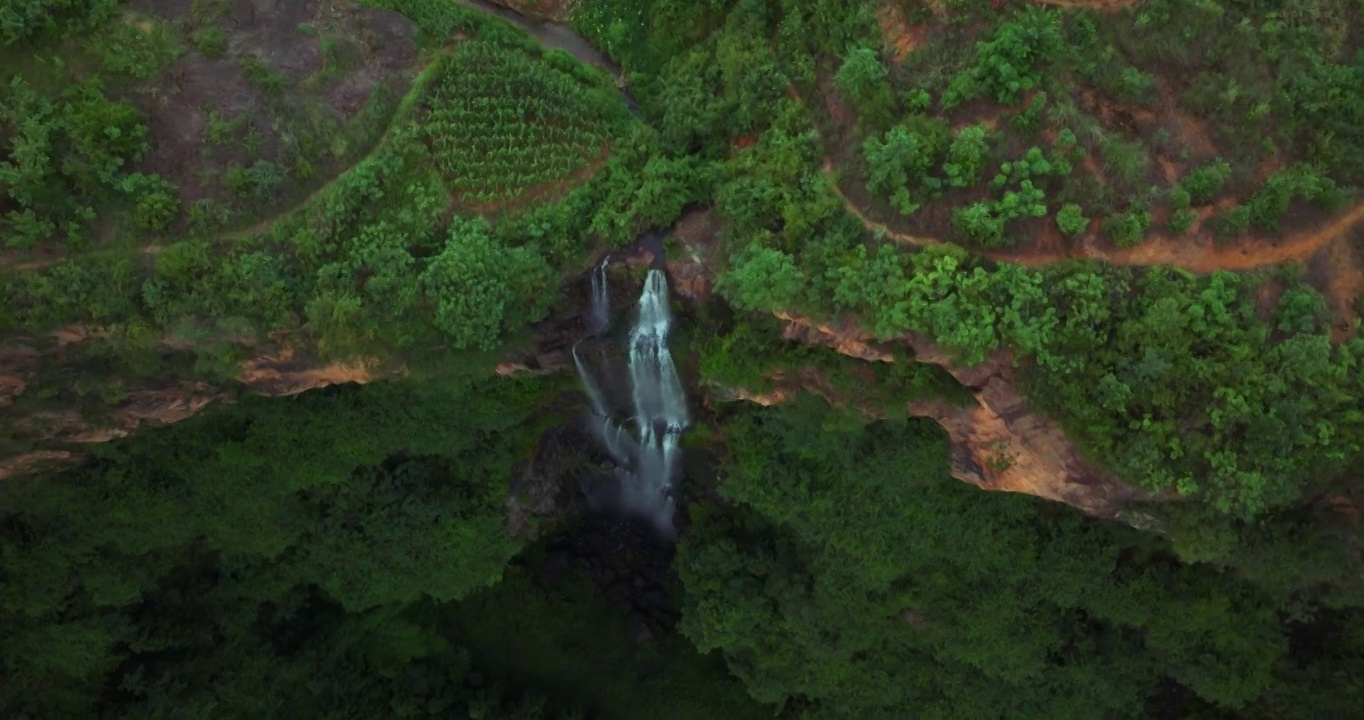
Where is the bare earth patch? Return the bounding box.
[127,0,421,214]
[875,3,924,65]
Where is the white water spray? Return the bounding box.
[587,257,611,336]
[573,266,688,535]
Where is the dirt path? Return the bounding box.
[1073,201,1364,273]
[822,159,944,250]
[823,158,1364,275]
[1034,0,1138,10]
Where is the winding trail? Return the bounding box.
[824,153,1364,274]
[1075,202,1364,273]
[1034,0,1138,10]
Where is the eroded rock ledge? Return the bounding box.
[0,333,388,480]
[764,313,1161,518]
[5,236,1156,522]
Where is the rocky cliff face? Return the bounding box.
[664,209,1160,520]
[3,208,1156,521]
[761,314,1159,517]
[0,333,386,480]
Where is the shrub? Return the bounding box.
[192,27,228,58]
[1209,205,1251,240]
[93,16,185,79]
[953,202,1007,247]
[1105,209,1151,247]
[1180,158,1231,205]
[119,173,181,231]
[942,125,989,189]
[834,46,895,126]
[1168,185,1191,210]
[240,54,286,94]
[1169,207,1198,234]
[0,0,119,45]
[1010,91,1048,134]
[1056,203,1088,236]
[864,125,936,208]
[904,88,932,113]
[1098,136,1150,192]
[943,7,1063,107]
[225,160,285,202]
[419,218,554,350]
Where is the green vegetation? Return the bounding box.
[0,0,118,46]
[3,1,1364,719]
[0,77,158,248]
[680,398,1364,719]
[0,376,581,716]
[424,41,628,205]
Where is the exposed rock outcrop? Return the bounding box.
[657,200,1154,518]
[666,209,724,302]
[238,350,382,396]
[773,311,894,363]
[0,335,389,480]
[4,214,1156,523]
[769,313,1161,518]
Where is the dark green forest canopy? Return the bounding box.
[2,0,1364,718]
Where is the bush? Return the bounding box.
[943,125,990,188]
[0,0,119,45]
[419,218,554,350]
[1055,203,1088,236]
[240,54,286,94]
[192,26,228,58]
[1169,207,1198,234]
[834,46,894,126]
[0,78,151,247]
[1105,209,1151,247]
[863,124,941,212]
[1180,158,1232,206]
[1168,185,1191,210]
[225,160,285,202]
[1245,165,1349,232]
[119,173,181,231]
[716,241,807,312]
[943,7,1062,107]
[953,202,1007,247]
[1208,205,1252,240]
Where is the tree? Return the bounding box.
[420,217,554,350]
[834,46,894,126]
[942,125,990,188]
[1056,202,1088,236]
[863,124,938,214]
[716,240,807,312]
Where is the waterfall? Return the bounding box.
[587,257,610,336]
[629,270,690,430]
[572,342,609,418]
[572,266,688,536]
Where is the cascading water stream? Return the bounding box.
[587,257,610,336]
[572,342,609,419]
[572,264,688,536]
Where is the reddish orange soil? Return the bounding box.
[875,3,923,64]
[1092,201,1364,273]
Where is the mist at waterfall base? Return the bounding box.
[573,261,689,540]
